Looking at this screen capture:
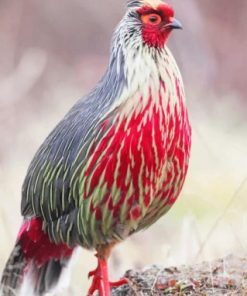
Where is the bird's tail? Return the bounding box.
[0,218,74,296]
[0,241,26,296]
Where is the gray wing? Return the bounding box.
[20,50,127,246]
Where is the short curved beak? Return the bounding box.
[167,18,183,30]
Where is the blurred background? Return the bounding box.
[0,0,247,294]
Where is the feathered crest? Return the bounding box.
[127,0,142,8]
[127,0,165,9]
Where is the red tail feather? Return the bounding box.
[18,218,73,266]
[1,218,74,295]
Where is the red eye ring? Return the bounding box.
[141,13,162,26]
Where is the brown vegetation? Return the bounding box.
[112,255,247,295]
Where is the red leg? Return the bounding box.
[87,257,128,296]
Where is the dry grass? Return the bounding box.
[112,255,247,295]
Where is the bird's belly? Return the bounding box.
[76,95,191,247]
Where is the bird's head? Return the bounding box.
[126,0,182,48]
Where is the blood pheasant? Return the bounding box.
[0,0,191,295]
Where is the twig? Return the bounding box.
[195,176,247,260]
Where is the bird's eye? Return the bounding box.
[141,13,162,26]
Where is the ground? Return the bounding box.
[111,255,247,295]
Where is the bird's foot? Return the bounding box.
[87,268,102,296]
[87,259,128,296]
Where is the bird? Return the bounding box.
[0,0,191,295]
